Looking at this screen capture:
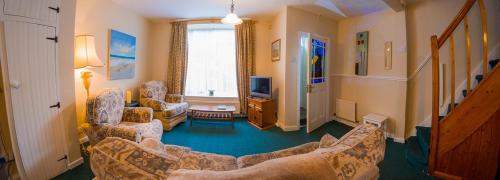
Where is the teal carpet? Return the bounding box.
[54,118,436,180]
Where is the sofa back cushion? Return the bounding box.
[86,88,125,125]
[140,81,167,100]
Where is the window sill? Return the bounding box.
[184,96,240,104]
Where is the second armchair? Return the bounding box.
[140,80,189,131]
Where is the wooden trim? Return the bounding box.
[450,35,456,112]
[438,0,476,48]
[433,171,463,180]
[478,0,488,78]
[464,16,471,94]
[429,35,440,173]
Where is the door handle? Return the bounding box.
[50,102,60,109]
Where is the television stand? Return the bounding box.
[247,97,276,130]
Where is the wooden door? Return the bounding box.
[306,34,329,133]
[4,20,67,179]
[3,0,60,25]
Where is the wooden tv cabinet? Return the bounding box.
[247,97,275,130]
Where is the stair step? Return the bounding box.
[447,103,459,114]
[405,137,428,172]
[416,126,431,159]
[476,74,483,83]
[490,59,499,69]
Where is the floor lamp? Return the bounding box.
[74,35,104,97]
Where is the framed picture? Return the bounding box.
[355,31,368,76]
[271,39,281,62]
[108,29,136,80]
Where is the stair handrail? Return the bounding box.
[429,0,489,176]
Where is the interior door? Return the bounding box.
[3,0,60,25]
[4,21,67,179]
[306,34,329,133]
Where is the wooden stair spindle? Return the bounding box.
[464,16,471,94]
[450,35,456,112]
[478,0,488,78]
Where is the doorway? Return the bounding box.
[298,32,330,133]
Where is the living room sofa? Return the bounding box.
[90,124,385,179]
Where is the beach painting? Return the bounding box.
[108,29,136,80]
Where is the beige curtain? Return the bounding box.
[236,20,256,114]
[167,21,188,94]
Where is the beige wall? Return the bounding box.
[149,21,172,82]
[268,7,288,127]
[406,0,500,137]
[333,9,407,140]
[74,0,153,126]
[60,0,82,163]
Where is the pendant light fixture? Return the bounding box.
[221,0,243,25]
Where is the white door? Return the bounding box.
[306,34,329,133]
[4,21,67,179]
[3,0,60,25]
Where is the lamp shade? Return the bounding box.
[74,35,104,69]
[221,13,243,25]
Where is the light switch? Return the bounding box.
[385,41,392,70]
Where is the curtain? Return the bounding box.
[235,20,256,114]
[167,21,188,94]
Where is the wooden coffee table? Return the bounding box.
[189,105,236,128]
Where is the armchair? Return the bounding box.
[81,88,163,145]
[140,81,189,131]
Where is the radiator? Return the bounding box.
[336,99,356,122]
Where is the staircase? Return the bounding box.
[405,0,500,179]
[405,58,499,174]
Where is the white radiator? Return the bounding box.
[336,99,356,122]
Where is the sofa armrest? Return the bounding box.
[165,94,184,103]
[94,124,141,144]
[122,107,154,123]
[140,98,168,111]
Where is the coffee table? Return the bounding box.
[189,105,236,128]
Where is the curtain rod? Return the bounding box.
[172,18,255,24]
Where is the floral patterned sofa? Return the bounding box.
[139,80,189,131]
[80,88,163,145]
[90,124,385,179]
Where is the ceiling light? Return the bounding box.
[221,0,243,25]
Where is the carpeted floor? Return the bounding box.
[53,118,436,180]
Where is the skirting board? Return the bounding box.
[275,122,300,131]
[68,157,84,170]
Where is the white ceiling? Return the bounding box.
[111,0,396,20]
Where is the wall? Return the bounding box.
[268,7,288,128]
[74,0,153,126]
[406,0,500,137]
[333,9,408,140]
[149,20,171,82]
[60,0,82,164]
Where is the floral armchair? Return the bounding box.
[80,88,163,145]
[139,81,189,131]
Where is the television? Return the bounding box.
[250,76,272,99]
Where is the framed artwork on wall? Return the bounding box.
[271,39,281,62]
[355,31,368,76]
[108,29,136,80]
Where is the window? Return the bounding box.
[184,24,238,97]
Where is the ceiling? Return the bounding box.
[111,0,401,21]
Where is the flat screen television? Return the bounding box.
[250,76,272,99]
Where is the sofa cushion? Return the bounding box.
[162,102,189,118]
[118,119,163,140]
[140,80,167,100]
[172,151,238,171]
[319,133,338,148]
[237,142,319,168]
